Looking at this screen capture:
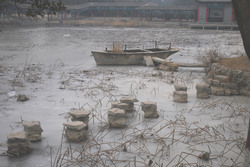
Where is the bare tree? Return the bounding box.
[232,0,250,60]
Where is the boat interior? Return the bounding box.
[106,48,170,53]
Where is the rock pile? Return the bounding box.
[7,131,31,155]
[17,94,29,102]
[23,121,43,142]
[69,110,90,128]
[196,83,211,99]
[108,108,126,128]
[141,101,159,118]
[173,84,188,103]
[63,121,88,142]
[206,63,250,96]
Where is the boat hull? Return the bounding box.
[92,48,179,66]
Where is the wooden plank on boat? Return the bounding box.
[144,56,155,67]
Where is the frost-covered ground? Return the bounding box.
[0,27,249,167]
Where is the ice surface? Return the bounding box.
[0,27,249,167]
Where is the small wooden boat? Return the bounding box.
[91,43,179,66]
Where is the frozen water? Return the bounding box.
[0,26,249,167]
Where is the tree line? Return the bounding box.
[0,0,66,20]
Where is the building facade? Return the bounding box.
[196,0,234,23]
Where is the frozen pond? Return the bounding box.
[0,27,249,167]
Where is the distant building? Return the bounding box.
[136,3,196,21]
[67,2,197,20]
[67,2,148,18]
[196,0,234,23]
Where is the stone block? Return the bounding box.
[143,56,155,67]
[214,75,230,83]
[222,83,238,90]
[69,110,90,128]
[158,64,178,72]
[196,83,210,93]
[173,91,188,103]
[197,91,210,99]
[224,89,239,96]
[111,101,130,113]
[241,89,250,97]
[23,121,43,142]
[63,121,88,142]
[174,84,187,92]
[141,101,157,111]
[120,97,138,103]
[211,87,225,96]
[141,101,159,118]
[108,108,126,128]
[211,80,221,87]
[7,131,31,155]
[120,97,138,112]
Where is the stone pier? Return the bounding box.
[141,101,159,118]
[174,84,187,92]
[7,131,31,155]
[63,121,88,142]
[173,91,188,103]
[69,110,90,128]
[108,108,126,128]
[196,83,211,99]
[23,121,43,142]
[173,84,188,103]
[120,97,138,113]
[111,101,130,113]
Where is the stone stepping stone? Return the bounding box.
[108,108,126,128]
[120,97,138,113]
[69,110,90,128]
[196,84,210,99]
[7,131,31,155]
[141,101,159,118]
[111,101,130,113]
[63,121,88,142]
[174,84,187,92]
[23,121,43,142]
[173,91,188,103]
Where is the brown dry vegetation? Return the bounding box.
[62,19,148,27]
[218,55,250,72]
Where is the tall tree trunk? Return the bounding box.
[232,0,250,60]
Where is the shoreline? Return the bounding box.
[1,17,238,31]
[0,17,195,30]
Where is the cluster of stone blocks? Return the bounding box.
[108,97,138,128]
[108,97,160,128]
[173,84,188,103]
[7,121,43,156]
[206,63,250,96]
[63,109,90,142]
[141,101,159,118]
